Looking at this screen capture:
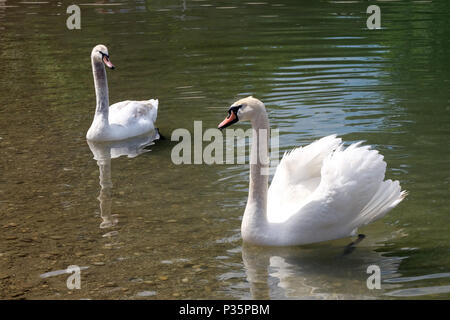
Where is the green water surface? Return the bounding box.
[0,0,449,299]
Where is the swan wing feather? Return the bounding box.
[267,135,341,223]
[109,99,158,125]
[280,142,405,244]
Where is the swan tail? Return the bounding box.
[318,141,403,230]
[148,98,158,110]
[147,99,158,123]
[354,180,407,227]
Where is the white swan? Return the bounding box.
[218,96,407,246]
[86,44,158,141]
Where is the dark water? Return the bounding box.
[0,0,449,299]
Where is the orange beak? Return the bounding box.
[103,55,115,69]
[218,111,238,130]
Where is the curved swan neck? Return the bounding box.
[243,108,270,238]
[92,57,109,118]
[248,111,270,203]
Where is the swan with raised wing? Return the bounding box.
[218,96,406,246]
[86,44,158,141]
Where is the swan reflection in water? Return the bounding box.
[238,238,403,299]
[87,130,160,233]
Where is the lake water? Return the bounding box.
[0,0,449,299]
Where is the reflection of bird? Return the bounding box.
[96,157,116,229]
[86,44,159,141]
[87,132,160,230]
[241,242,402,299]
[218,96,406,246]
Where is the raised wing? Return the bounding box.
[282,142,405,243]
[267,135,341,223]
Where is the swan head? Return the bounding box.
[218,96,265,130]
[91,44,115,70]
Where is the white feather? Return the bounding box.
[266,138,406,245]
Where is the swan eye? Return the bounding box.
[99,51,109,58]
[228,105,242,117]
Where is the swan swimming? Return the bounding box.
[86,44,158,141]
[218,96,407,246]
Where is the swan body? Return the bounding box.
[218,96,406,246]
[87,99,158,141]
[86,45,158,142]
